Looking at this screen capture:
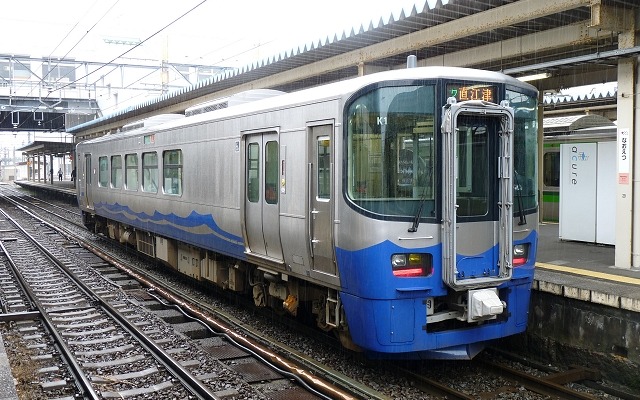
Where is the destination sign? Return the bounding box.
[446,84,496,103]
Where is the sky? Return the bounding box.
[0,0,426,151]
[1,0,425,68]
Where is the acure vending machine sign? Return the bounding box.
[559,141,616,244]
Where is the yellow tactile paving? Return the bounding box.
[536,262,640,286]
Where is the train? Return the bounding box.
[541,115,616,222]
[76,65,539,359]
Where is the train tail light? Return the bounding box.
[391,253,433,277]
[513,244,529,266]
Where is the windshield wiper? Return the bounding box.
[514,170,527,226]
[408,189,429,232]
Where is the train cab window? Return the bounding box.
[98,156,108,187]
[111,155,122,189]
[506,90,538,212]
[455,117,490,217]
[247,143,259,202]
[163,150,183,196]
[142,152,158,193]
[125,153,138,191]
[346,85,435,218]
[264,141,278,204]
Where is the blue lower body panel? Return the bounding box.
[340,280,532,359]
[336,231,537,359]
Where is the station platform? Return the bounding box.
[0,335,18,400]
[536,222,640,311]
[12,179,77,199]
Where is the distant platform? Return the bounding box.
[13,179,77,200]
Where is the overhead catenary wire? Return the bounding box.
[10,0,117,101]
[43,1,121,84]
[46,0,104,59]
[45,0,209,98]
[0,1,208,131]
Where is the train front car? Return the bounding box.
[337,69,538,359]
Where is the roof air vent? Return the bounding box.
[407,55,417,69]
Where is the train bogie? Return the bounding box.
[201,253,229,287]
[77,66,539,359]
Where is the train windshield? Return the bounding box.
[506,90,538,213]
[346,85,436,217]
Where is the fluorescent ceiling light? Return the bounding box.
[517,72,551,82]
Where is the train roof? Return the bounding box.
[78,66,537,146]
[543,114,614,135]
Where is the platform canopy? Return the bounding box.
[17,141,74,158]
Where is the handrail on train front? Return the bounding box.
[441,98,515,291]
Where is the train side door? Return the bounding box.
[441,99,514,290]
[244,132,284,263]
[308,124,336,276]
[84,154,94,209]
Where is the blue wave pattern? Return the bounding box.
[95,202,245,258]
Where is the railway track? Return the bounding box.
[3,184,386,400]
[389,346,636,400]
[0,204,222,398]
[0,194,354,399]
[1,184,83,227]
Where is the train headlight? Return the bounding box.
[513,244,529,266]
[391,254,407,267]
[391,253,433,277]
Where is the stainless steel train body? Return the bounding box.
[76,66,539,359]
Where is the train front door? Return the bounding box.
[441,100,514,289]
[308,124,336,276]
[244,132,284,263]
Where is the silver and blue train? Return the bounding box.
[76,66,539,359]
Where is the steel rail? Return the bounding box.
[478,359,599,400]
[0,207,100,399]
[0,197,221,400]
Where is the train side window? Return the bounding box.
[98,156,108,187]
[543,151,560,187]
[317,137,330,199]
[142,152,158,193]
[125,153,138,191]
[163,149,183,196]
[111,155,122,189]
[265,141,278,204]
[247,143,259,202]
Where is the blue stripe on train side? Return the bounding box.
[94,202,245,259]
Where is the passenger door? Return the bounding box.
[308,124,336,277]
[84,154,93,209]
[244,132,284,264]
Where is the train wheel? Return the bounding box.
[336,329,362,352]
[252,285,266,307]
